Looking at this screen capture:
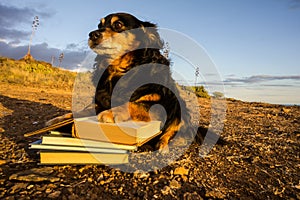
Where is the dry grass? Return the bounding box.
[0,56,80,91]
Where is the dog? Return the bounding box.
[47,13,200,152]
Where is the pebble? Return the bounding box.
[27,185,34,190]
[282,108,291,113]
[184,192,204,200]
[161,186,171,195]
[45,188,52,194]
[174,166,189,176]
[0,160,6,165]
[9,167,60,183]
[1,88,299,199]
[205,190,226,199]
[9,183,28,194]
[47,190,61,198]
[170,179,181,189]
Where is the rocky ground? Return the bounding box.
[0,83,299,199]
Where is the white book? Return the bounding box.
[29,140,128,154]
[41,135,137,150]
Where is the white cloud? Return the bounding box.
[0,40,91,70]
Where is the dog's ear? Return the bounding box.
[140,21,163,49]
[141,21,156,28]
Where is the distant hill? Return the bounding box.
[0,56,81,90]
[0,56,213,99]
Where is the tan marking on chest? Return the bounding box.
[107,53,134,81]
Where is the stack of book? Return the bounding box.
[26,116,161,165]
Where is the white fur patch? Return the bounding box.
[91,31,140,62]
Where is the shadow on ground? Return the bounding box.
[0,94,69,168]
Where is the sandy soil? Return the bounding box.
[0,83,299,199]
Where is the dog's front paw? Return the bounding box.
[97,110,115,123]
[98,104,132,123]
[156,139,170,154]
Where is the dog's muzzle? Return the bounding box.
[89,30,102,41]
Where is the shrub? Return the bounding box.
[183,85,210,99]
[212,91,225,99]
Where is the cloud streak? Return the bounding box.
[0,3,52,42]
[289,0,300,9]
[0,40,90,70]
[0,3,89,70]
[224,75,300,84]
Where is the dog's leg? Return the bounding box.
[156,119,182,153]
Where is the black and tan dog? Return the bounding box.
[47,13,200,152]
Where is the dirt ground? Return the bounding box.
[0,83,299,199]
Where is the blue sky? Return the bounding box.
[0,0,299,104]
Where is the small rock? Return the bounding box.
[31,167,54,175]
[282,108,291,113]
[174,166,189,176]
[205,190,226,199]
[183,192,203,200]
[0,160,6,165]
[133,171,149,179]
[171,137,187,147]
[9,167,60,182]
[10,183,28,194]
[36,185,47,191]
[48,190,61,198]
[45,188,52,194]
[78,165,91,173]
[161,186,171,195]
[56,172,66,178]
[27,185,34,190]
[97,174,104,182]
[19,190,28,195]
[100,180,105,185]
[68,194,79,200]
[46,184,56,189]
[170,179,181,189]
[33,191,42,196]
[0,179,5,184]
[118,187,123,192]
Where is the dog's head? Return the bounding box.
[88,13,163,59]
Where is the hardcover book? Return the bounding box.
[39,151,129,165]
[26,117,162,165]
[74,116,161,145]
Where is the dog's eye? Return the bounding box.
[98,23,104,30]
[113,21,124,31]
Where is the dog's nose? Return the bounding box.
[89,30,101,40]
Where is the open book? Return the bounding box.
[74,116,161,145]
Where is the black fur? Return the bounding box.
[89,13,195,149]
